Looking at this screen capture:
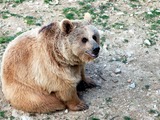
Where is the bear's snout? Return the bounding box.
[92,46,100,57]
[92,46,100,56]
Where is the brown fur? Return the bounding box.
[1,14,100,113]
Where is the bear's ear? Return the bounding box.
[60,19,74,35]
[84,13,92,23]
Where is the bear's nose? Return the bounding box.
[92,46,100,56]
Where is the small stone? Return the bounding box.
[144,40,151,46]
[127,79,132,83]
[12,110,19,118]
[17,27,22,32]
[111,57,116,61]
[98,30,104,36]
[112,79,118,83]
[116,12,124,15]
[64,109,68,113]
[20,115,32,120]
[115,68,121,74]
[129,83,136,89]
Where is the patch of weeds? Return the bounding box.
[105,97,112,103]
[0,11,22,18]
[89,117,100,120]
[148,39,156,46]
[130,0,139,2]
[123,39,129,43]
[0,36,15,43]
[2,14,9,19]
[0,0,26,3]
[144,31,158,47]
[109,56,128,64]
[83,0,96,2]
[99,2,113,13]
[113,7,121,11]
[143,8,159,47]
[145,9,160,21]
[112,56,127,64]
[14,0,26,3]
[63,0,113,30]
[0,32,23,44]
[142,84,150,90]
[112,22,127,30]
[100,36,106,46]
[123,116,133,120]
[63,7,78,20]
[129,3,141,8]
[44,0,52,4]
[65,13,75,20]
[145,85,150,90]
[24,16,40,26]
[121,56,128,63]
[149,109,160,117]
[151,24,159,30]
[10,116,15,120]
[104,113,109,119]
[0,111,7,119]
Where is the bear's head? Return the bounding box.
[39,13,100,65]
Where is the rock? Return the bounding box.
[64,109,69,113]
[112,79,118,83]
[17,27,22,33]
[127,79,132,83]
[98,30,104,36]
[115,68,121,74]
[12,109,19,118]
[20,115,32,120]
[129,83,136,89]
[116,12,124,15]
[144,40,151,46]
[126,51,133,57]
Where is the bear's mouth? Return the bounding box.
[85,50,98,58]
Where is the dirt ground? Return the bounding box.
[0,0,160,120]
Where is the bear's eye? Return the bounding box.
[82,38,88,43]
[92,35,97,41]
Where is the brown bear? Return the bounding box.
[1,13,100,113]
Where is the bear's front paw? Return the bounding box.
[68,101,89,111]
[77,77,97,91]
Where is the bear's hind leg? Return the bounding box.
[6,82,66,113]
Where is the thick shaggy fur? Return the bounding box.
[1,14,100,113]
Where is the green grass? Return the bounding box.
[123,39,129,43]
[105,97,112,103]
[0,111,6,119]
[130,0,139,2]
[0,0,26,3]
[123,116,133,120]
[149,109,160,117]
[112,22,127,30]
[44,0,52,4]
[0,10,22,19]
[129,3,141,8]
[24,16,41,26]
[62,0,111,29]
[143,8,160,47]
[0,36,15,43]
[145,85,150,90]
[0,11,41,26]
[145,9,160,20]
[24,16,37,25]
[89,117,100,120]
[0,32,23,44]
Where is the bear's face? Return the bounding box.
[61,19,100,63]
[39,14,100,64]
